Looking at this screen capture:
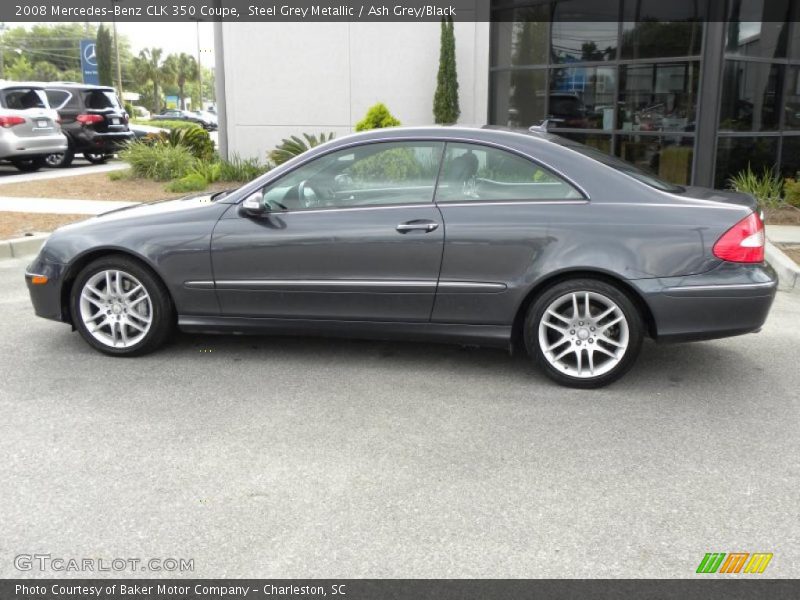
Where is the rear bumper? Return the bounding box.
[71,130,135,153]
[631,263,778,343]
[0,132,68,159]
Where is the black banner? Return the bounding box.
[2,580,800,600]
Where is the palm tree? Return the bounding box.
[132,48,174,113]
[164,53,198,110]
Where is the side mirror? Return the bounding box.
[241,192,267,216]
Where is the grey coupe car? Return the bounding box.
[25,126,777,387]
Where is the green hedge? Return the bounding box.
[130,118,202,131]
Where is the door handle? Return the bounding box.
[396,221,439,234]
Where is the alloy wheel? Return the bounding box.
[537,291,629,379]
[79,269,153,348]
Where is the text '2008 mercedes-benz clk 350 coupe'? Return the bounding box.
[25,127,777,387]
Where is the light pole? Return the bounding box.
[195,19,203,111]
[110,1,124,98]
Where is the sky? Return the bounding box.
[116,22,215,70]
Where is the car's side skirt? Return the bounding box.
[178,315,512,348]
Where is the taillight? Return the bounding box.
[713,211,765,263]
[76,114,104,125]
[0,116,26,128]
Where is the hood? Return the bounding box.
[94,191,220,220]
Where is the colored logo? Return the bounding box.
[696,552,773,574]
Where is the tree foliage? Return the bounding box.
[132,48,174,113]
[96,25,113,87]
[164,53,198,109]
[355,103,401,131]
[433,16,460,125]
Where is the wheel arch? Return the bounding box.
[510,269,657,347]
[59,247,176,324]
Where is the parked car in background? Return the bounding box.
[41,83,134,168]
[128,123,168,141]
[152,108,216,130]
[25,127,777,388]
[192,110,218,129]
[0,82,67,172]
[131,105,150,120]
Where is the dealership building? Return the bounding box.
[215,0,800,188]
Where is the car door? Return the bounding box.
[431,141,585,325]
[211,140,446,321]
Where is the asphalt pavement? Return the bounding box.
[0,254,798,578]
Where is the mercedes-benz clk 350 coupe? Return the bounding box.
[26,127,777,387]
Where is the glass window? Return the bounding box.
[784,66,800,130]
[0,88,46,110]
[553,135,685,191]
[724,0,791,59]
[620,0,706,59]
[490,69,547,128]
[435,142,582,202]
[719,60,784,131]
[490,7,549,67]
[616,135,695,185]
[714,136,778,188]
[780,136,800,178]
[83,90,121,110]
[618,62,699,133]
[44,90,71,109]
[258,142,444,211]
[549,66,617,130]
[551,0,619,63]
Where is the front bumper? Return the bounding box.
[25,253,69,323]
[632,262,778,343]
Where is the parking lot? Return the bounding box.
[0,254,798,578]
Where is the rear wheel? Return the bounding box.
[11,157,46,172]
[45,146,75,168]
[524,278,643,388]
[84,152,109,164]
[70,256,174,356]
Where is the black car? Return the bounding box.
[151,109,217,130]
[25,127,777,388]
[42,84,134,167]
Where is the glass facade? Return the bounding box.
[489,0,800,188]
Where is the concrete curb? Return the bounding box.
[0,233,49,260]
[766,241,800,292]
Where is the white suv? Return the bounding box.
[0,82,67,172]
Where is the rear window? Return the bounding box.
[45,89,72,109]
[82,90,121,110]
[552,136,685,193]
[1,88,47,110]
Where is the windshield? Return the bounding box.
[552,136,685,193]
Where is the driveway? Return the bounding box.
[0,254,798,578]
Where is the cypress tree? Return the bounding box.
[433,16,460,125]
[96,25,113,86]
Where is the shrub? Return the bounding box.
[158,127,214,161]
[268,133,335,166]
[119,141,196,181]
[189,160,221,184]
[355,103,401,132]
[166,173,208,193]
[783,177,800,208]
[132,118,202,131]
[727,165,784,210]
[219,154,271,181]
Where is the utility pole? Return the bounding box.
[0,23,6,80]
[111,1,124,98]
[195,19,202,111]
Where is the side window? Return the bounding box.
[435,142,583,202]
[260,141,444,211]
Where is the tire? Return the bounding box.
[69,255,174,357]
[84,152,109,164]
[45,146,75,168]
[11,156,46,172]
[524,278,644,389]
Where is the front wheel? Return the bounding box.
[70,256,174,356]
[84,152,109,164]
[11,157,46,172]
[524,278,644,388]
